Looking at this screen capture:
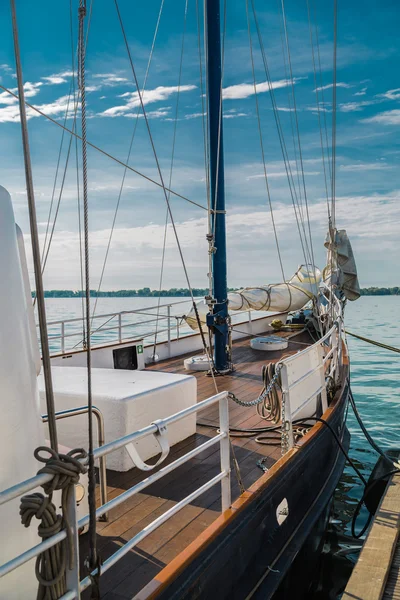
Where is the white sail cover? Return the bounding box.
[185,265,321,330]
[324,229,360,301]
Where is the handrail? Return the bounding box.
[42,406,108,520]
[0,390,231,600]
[279,316,343,452]
[43,298,272,355]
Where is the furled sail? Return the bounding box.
[185,265,321,330]
[323,229,360,301]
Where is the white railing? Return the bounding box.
[279,316,343,450]
[0,391,230,599]
[42,299,255,356]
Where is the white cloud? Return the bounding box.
[313,82,352,93]
[0,81,43,109]
[98,85,196,118]
[92,73,129,87]
[0,94,72,123]
[41,71,73,85]
[224,112,247,119]
[247,171,320,180]
[339,162,394,172]
[0,64,13,72]
[378,88,400,100]
[305,105,332,113]
[339,100,376,112]
[222,78,299,100]
[276,107,295,112]
[125,108,171,119]
[23,190,400,288]
[362,109,400,125]
[353,87,367,97]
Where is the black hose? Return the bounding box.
[349,386,389,461]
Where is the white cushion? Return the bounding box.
[38,367,197,471]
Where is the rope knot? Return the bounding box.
[19,446,89,598]
[34,446,88,496]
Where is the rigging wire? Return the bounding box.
[112,3,246,503]
[276,0,303,212]
[245,0,285,282]
[40,0,94,279]
[249,0,311,273]
[70,0,86,344]
[306,0,331,221]
[0,83,208,212]
[77,0,98,583]
[40,82,74,266]
[153,0,189,358]
[279,0,318,295]
[195,0,212,297]
[312,0,332,186]
[90,0,165,327]
[331,0,338,229]
[113,0,214,375]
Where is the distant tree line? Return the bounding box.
[32,286,399,298]
[359,287,400,296]
[33,288,214,298]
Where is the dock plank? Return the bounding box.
[343,472,400,600]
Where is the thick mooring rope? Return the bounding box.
[20,447,88,600]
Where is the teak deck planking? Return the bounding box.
[80,330,309,599]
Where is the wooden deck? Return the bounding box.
[80,330,310,599]
[343,472,400,600]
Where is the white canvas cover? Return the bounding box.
[185,265,321,330]
[324,229,360,301]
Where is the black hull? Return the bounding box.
[155,380,350,600]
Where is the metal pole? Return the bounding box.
[218,395,231,511]
[65,485,81,598]
[167,305,171,355]
[41,406,108,520]
[205,0,230,372]
[61,321,65,354]
[118,313,122,343]
[10,0,58,451]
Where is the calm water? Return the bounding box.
[44,295,400,595]
[315,296,400,598]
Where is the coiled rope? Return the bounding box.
[20,447,88,599]
[228,363,282,409]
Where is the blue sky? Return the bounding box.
[0,0,399,291]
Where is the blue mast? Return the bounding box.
[205,0,231,372]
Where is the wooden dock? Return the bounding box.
[343,472,400,600]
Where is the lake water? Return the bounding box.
[43,295,400,596]
[315,296,400,598]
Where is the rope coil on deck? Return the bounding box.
[20,447,88,599]
[228,363,282,408]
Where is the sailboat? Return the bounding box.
[0,0,361,599]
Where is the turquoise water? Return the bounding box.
[315,296,400,598]
[44,295,400,594]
